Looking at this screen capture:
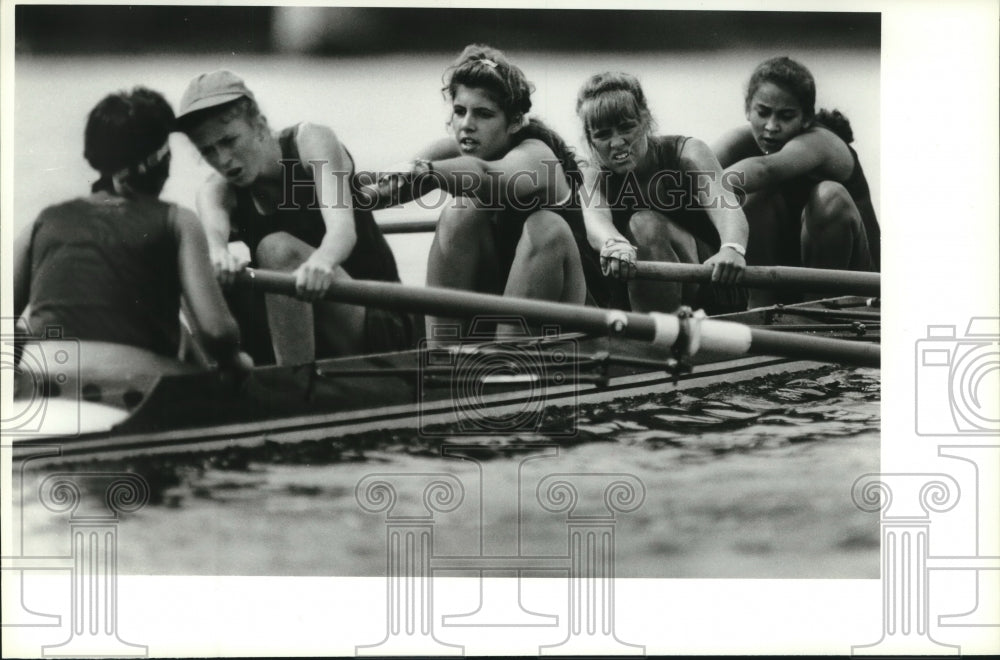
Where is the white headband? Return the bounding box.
[112,140,170,180]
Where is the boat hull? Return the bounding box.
[9,297,879,462]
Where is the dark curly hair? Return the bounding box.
[443,44,533,121]
[442,44,581,186]
[84,86,175,195]
[745,57,855,144]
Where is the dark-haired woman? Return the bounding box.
[713,56,880,305]
[575,71,748,314]
[13,86,248,381]
[366,44,587,341]
[177,70,413,365]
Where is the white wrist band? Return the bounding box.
[604,237,636,250]
[720,242,746,257]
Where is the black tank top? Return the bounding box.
[777,143,881,271]
[605,135,721,249]
[27,192,182,356]
[842,146,880,270]
[230,125,401,283]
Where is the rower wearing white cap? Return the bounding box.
[177,70,416,365]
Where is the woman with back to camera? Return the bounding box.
[713,56,880,306]
[364,44,588,342]
[177,70,415,365]
[13,86,248,381]
[574,71,748,314]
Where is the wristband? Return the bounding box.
[720,242,746,257]
[603,237,637,251]
[413,159,434,177]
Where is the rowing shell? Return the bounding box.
[9,297,879,463]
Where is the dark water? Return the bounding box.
[17,365,880,579]
[12,51,881,579]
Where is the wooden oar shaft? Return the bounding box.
[636,262,880,296]
[238,269,879,367]
[377,219,438,234]
[241,268,658,340]
[750,331,878,367]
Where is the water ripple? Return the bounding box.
[43,366,878,506]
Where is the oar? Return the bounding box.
[377,218,438,234]
[635,262,880,297]
[373,225,880,296]
[236,269,879,368]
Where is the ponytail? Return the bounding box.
[516,118,583,187]
[815,108,854,144]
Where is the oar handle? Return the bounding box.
[635,262,880,296]
[237,269,880,368]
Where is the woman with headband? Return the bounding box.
[13,87,249,376]
[364,44,588,341]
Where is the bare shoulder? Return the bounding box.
[811,125,853,154]
[679,136,721,169]
[296,121,339,145]
[509,136,557,162]
[792,125,846,152]
[712,126,758,166]
[295,121,350,167]
[790,125,854,170]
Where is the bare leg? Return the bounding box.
[742,189,791,308]
[311,292,366,357]
[498,210,586,337]
[255,231,366,364]
[424,202,499,346]
[801,181,872,272]
[625,210,701,313]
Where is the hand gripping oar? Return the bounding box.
[635,262,880,297]
[237,269,879,368]
[372,225,880,296]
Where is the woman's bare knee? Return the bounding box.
[628,210,670,246]
[629,210,697,263]
[520,210,575,255]
[804,181,861,234]
[434,204,494,253]
[256,232,311,270]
